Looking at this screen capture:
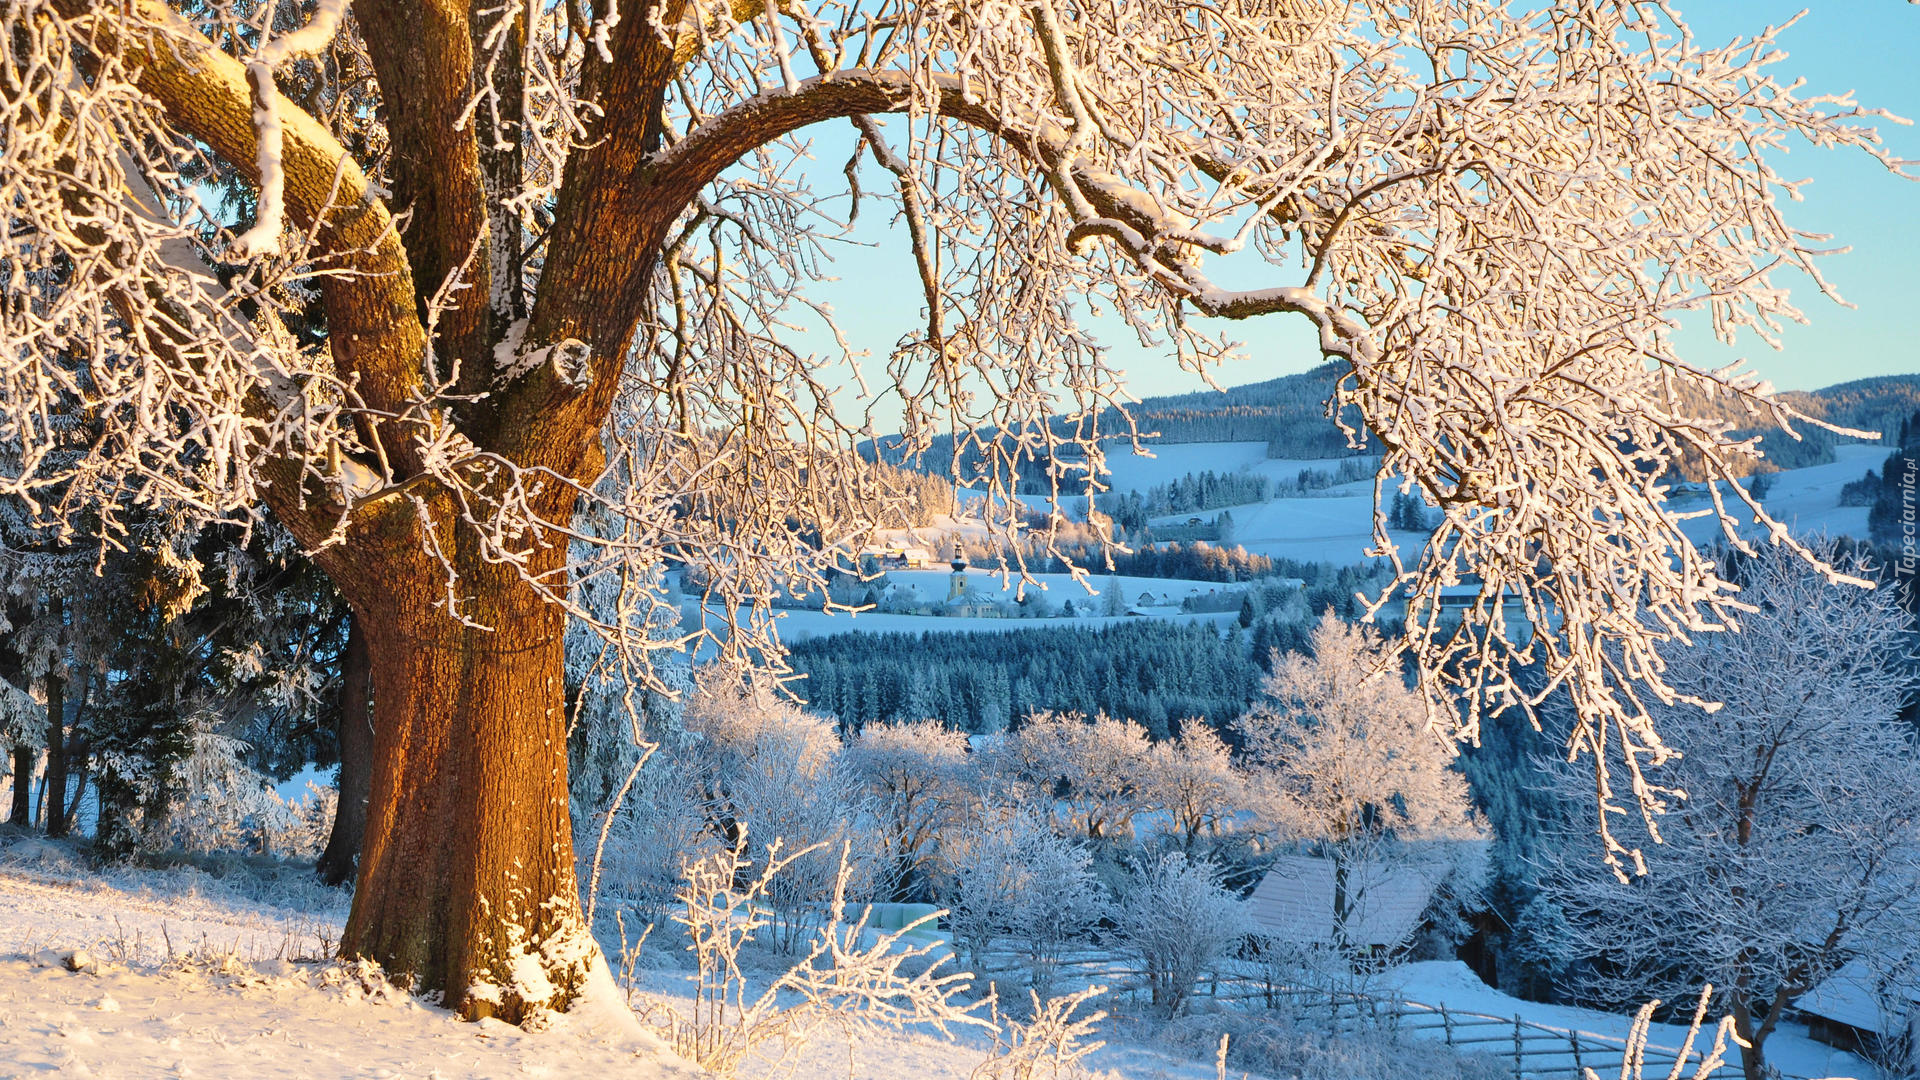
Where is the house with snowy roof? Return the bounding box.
[1247,854,1449,955]
[1797,957,1920,1064]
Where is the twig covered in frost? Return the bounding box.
[231,0,354,259]
[661,831,984,1078]
[1585,986,1742,1080]
[969,985,1110,1080]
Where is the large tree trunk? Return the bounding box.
[335,528,587,1023]
[317,615,373,886]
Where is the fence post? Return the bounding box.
[1441,1004,1453,1047]
[1513,1014,1524,1079]
[1570,1030,1583,1076]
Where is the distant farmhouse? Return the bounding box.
[1797,958,1920,1066]
[1247,854,1449,957]
[858,542,936,570]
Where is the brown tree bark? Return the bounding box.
[317,615,373,886]
[322,504,583,1022]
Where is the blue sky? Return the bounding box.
[804,2,1919,403]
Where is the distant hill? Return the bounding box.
[868,366,1920,485]
[1119,363,1365,457]
[1129,367,1920,473]
[866,363,1367,480]
[1762,376,1920,468]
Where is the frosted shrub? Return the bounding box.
[941,808,1106,998]
[1114,853,1249,1018]
[1142,723,1244,854]
[656,835,982,1078]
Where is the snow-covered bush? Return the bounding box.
[843,718,976,902]
[970,986,1110,1080]
[119,713,334,862]
[940,808,1106,998]
[1112,853,1248,1018]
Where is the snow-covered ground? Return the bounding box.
[0,835,1240,1080]
[1378,962,1871,1080]
[0,831,1877,1079]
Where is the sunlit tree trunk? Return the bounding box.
[322,506,584,1022]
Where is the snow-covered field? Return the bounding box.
[0,835,1240,1080]
[0,830,1875,1080]
[851,441,1887,642]
[1173,443,1880,566]
[1093,442,1276,496]
[1675,442,1879,549]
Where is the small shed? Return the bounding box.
[1797,958,1920,1062]
[1247,854,1446,952]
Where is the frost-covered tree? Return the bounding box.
[1528,548,1920,1080]
[683,681,872,954]
[938,807,1105,997]
[1,0,1908,1017]
[842,718,975,902]
[1113,852,1249,1018]
[1236,613,1485,958]
[994,711,1155,842]
[1143,721,1244,853]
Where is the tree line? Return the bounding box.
[786,620,1263,738]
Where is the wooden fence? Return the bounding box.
[1073,969,1780,1080]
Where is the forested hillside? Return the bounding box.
[787,620,1262,737]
